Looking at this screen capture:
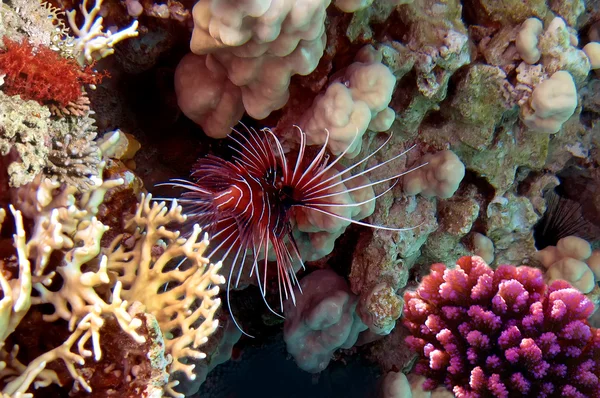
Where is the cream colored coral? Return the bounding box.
[0,207,93,395]
[174,53,244,138]
[519,70,577,134]
[473,232,494,264]
[211,34,327,120]
[2,326,89,395]
[537,17,591,84]
[512,16,591,131]
[583,42,600,70]
[407,374,454,397]
[67,0,139,66]
[2,158,224,397]
[378,372,453,398]
[6,167,145,365]
[0,208,35,395]
[190,0,328,57]
[380,371,411,398]
[299,45,396,158]
[183,0,330,124]
[535,236,598,293]
[403,150,465,199]
[0,208,31,344]
[589,251,600,280]
[516,18,543,64]
[104,194,225,398]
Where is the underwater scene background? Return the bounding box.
[0,0,599,397]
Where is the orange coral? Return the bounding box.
[0,38,105,107]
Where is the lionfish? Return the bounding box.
[161,126,423,336]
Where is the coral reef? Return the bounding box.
[104,193,225,397]
[45,114,102,192]
[0,38,104,107]
[67,0,139,66]
[535,236,600,294]
[379,372,452,398]
[0,0,139,190]
[178,0,332,137]
[403,150,465,199]
[0,91,51,187]
[1,0,600,395]
[299,44,396,157]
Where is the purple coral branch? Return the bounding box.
[403,256,600,398]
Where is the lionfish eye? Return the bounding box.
[279,185,296,208]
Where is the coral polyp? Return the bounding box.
[165,126,421,334]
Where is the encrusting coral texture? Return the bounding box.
[403,256,600,398]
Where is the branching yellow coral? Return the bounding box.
[105,194,225,397]
[1,170,224,396]
[0,207,31,344]
[0,207,89,396]
[2,164,145,395]
[66,0,139,66]
[8,165,145,365]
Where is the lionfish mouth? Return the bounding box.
[157,125,425,337]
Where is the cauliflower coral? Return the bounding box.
[299,44,396,158]
[403,256,600,398]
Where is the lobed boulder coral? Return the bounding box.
[283,269,367,373]
[299,44,396,158]
[379,371,453,398]
[177,0,333,137]
[535,236,600,294]
[403,150,465,199]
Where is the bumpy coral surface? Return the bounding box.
[283,269,367,373]
[403,256,600,398]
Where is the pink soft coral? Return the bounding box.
[403,256,600,398]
